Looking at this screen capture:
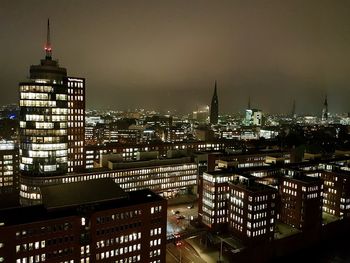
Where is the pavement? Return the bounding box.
[167,200,199,237]
[167,194,197,206]
[185,235,231,263]
[322,212,341,225]
[166,240,206,263]
[166,195,233,262]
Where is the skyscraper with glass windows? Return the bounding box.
[19,20,68,178]
[19,20,85,204]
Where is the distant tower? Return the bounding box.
[248,96,251,110]
[322,95,328,121]
[210,80,219,124]
[291,99,296,118]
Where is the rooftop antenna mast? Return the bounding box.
[44,19,52,60]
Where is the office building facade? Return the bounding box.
[65,77,85,173]
[318,164,350,218]
[18,21,85,205]
[19,157,198,201]
[279,172,323,230]
[199,171,235,230]
[0,141,19,193]
[228,177,277,243]
[0,179,167,263]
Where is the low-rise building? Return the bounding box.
[0,179,167,263]
[20,157,198,204]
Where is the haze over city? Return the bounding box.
[1,0,350,114]
[2,1,350,263]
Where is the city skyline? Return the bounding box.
[2,2,350,263]
[1,1,350,114]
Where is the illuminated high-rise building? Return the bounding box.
[192,105,210,124]
[244,109,263,126]
[19,20,85,204]
[19,20,68,178]
[243,97,263,126]
[210,80,218,124]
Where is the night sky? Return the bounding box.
[1,0,350,114]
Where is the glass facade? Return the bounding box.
[19,82,68,176]
[19,162,198,201]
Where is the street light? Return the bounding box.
[217,235,224,263]
[219,238,223,262]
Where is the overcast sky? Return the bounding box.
[1,0,350,114]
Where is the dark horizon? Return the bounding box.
[1,0,350,115]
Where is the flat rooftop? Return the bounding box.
[229,179,277,193]
[41,178,128,210]
[285,174,323,184]
[275,221,301,239]
[0,191,20,210]
[108,156,193,170]
[203,170,235,177]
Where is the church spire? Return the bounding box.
[322,94,328,121]
[44,19,52,60]
[210,80,219,125]
[291,99,296,118]
[214,80,217,95]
